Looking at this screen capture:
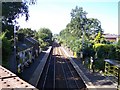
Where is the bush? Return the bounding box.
[95,59,105,71]
[116,45,120,60]
[94,44,116,59]
[93,43,117,71]
[2,36,12,67]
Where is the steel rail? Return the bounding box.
[59,47,80,89]
[56,46,69,89]
[53,47,56,89]
[42,52,52,89]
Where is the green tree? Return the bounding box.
[116,37,120,60]
[38,28,52,42]
[18,28,35,37]
[94,31,105,44]
[36,28,53,49]
[2,2,28,25]
[70,6,103,40]
[0,32,12,67]
[59,6,103,56]
[1,1,36,67]
[117,37,120,45]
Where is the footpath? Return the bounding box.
[61,46,118,90]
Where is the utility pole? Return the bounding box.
[80,14,86,64]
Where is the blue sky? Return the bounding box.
[17,0,119,34]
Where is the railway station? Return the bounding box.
[1,42,119,90]
[1,1,120,90]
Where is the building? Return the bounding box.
[103,33,118,42]
[16,35,40,73]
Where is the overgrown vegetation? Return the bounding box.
[57,6,120,72]
[1,1,36,67]
[35,28,52,50]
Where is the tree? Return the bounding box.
[117,37,120,45]
[58,6,105,65]
[1,0,36,68]
[94,31,105,44]
[18,28,35,37]
[70,6,103,39]
[2,2,29,25]
[36,28,53,49]
[2,1,36,39]
[1,32,12,67]
[116,37,120,60]
[38,28,52,42]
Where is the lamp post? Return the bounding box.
[14,25,17,73]
[14,25,19,73]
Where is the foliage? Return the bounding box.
[36,28,53,49]
[57,6,119,73]
[2,24,14,39]
[38,38,47,49]
[2,2,29,25]
[2,32,12,64]
[17,28,35,42]
[93,44,117,71]
[94,31,105,44]
[18,28,35,37]
[2,1,36,40]
[117,37,120,45]
[94,44,116,59]
[38,28,52,41]
[83,43,95,58]
[116,38,120,60]
[0,32,6,40]
[2,1,36,68]
[59,6,103,58]
[0,31,11,67]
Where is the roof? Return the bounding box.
[103,34,118,38]
[104,59,120,68]
[0,65,38,89]
[17,41,33,52]
[17,37,39,52]
[26,37,39,44]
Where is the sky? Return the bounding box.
[17,0,119,34]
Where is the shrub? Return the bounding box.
[93,43,117,71]
[94,44,116,59]
[2,36,12,67]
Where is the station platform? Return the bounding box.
[61,46,118,90]
[29,46,52,87]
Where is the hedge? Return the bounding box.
[93,43,118,71]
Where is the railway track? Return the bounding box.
[37,43,86,90]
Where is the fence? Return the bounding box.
[104,59,120,89]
